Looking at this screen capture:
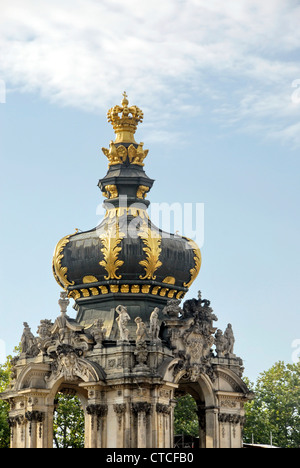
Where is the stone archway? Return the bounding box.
[52,384,87,448]
[175,372,217,448]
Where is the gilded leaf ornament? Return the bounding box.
[138,223,163,280]
[183,237,202,289]
[52,233,76,289]
[99,221,125,280]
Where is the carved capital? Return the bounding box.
[86,404,108,418]
[86,404,108,431]
[131,402,151,415]
[218,413,244,425]
[25,411,45,423]
[156,403,171,414]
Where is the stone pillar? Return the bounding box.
[206,407,219,448]
[86,404,108,448]
[25,411,45,448]
[113,404,127,448]
[218,413,243,448]
[14,415,26,448]
[156,403,171,448]
[131,402,151,448]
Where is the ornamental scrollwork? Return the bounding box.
[99,219,125,280]
[138,222,162,280]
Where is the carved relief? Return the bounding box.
[138,223,162,280]
[99,220,125,280]
[52,233,76,289]
[183,237,202,289]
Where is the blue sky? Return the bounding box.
[0,0,299,382]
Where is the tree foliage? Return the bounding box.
[243,361,300,448]
[174,394,199,437]
[0,347,20,448]
[53,393,85,448]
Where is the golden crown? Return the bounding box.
[107,92,144,143]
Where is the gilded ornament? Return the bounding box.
[128,143,149,166]
[151,286,161,295]
[80,289,90,297]
[176,291,185,299]
[131,285,140,293]
[183,237,202,289]
[138,223,163,280]
[102,185,118,199]
[136,185,150,199]
[107,92,143,144]
[68,290,81,300]
[167,290,177,298]
[104,206,149,220]
[83,275,98,284]
[99,221,125,280]
[102,141,124,166]
[89,288,99,296]
[159,288,169,297]
[52,233,76,289]
[121,284,130,293]
[141,285,151,294]
[162,276,176,285]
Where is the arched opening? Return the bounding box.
[173,374,216,449]
[53,386,86,448]
[174,392,199,448]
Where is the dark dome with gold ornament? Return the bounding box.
[52,93,201,329]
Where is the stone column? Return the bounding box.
[86,404,108,448]
[13,415,26,448]
[132,402,151,448]
[113,404,127,448]
[206,407,219,448]
[218,413,244,448]
[25,411,45,448]
[156,403,171,448]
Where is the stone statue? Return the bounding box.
[224,323,235,355]
[116,305,131,341]
[36,319,54,353]
[21,322,38,356]
[134,317,147,344]
[89,319,107,349]
[215,324,235,357]
[214,329,227,357]
[162,299,182,319]
[149,307,160,342]
[134,317,148,368]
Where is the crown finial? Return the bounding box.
[107,93,143,144]
[122,91,129,106]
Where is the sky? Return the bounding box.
[0,0,299,383]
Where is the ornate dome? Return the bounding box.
[52,93,201,326]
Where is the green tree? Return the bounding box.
[244,361,300,448]
[174,394,199,437]
[0,348,20,449]
[53,393,85,448]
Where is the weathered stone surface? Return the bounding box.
[0,291,253,448]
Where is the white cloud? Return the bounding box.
[0,0,299,144]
